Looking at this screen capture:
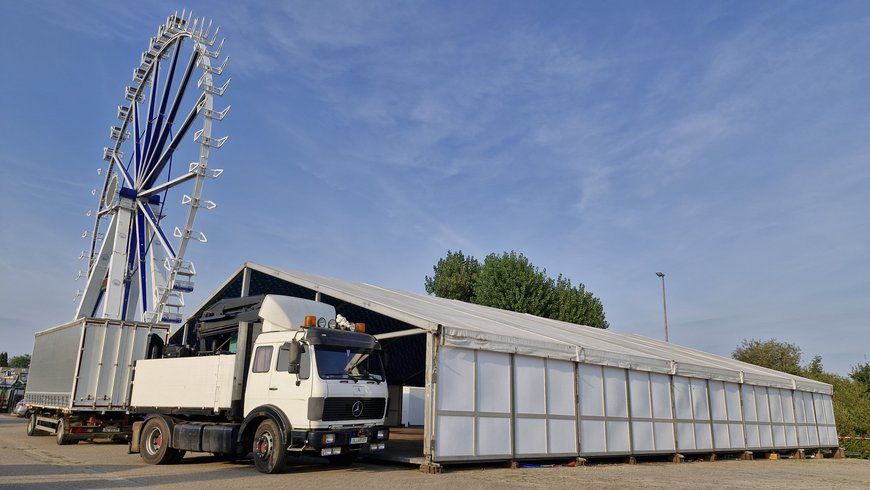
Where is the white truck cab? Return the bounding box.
[129,294,389,473]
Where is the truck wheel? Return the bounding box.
[56,418,72,445]
[252,419,287,474]
[140,417,183,465]
[327,452,358,466]
[26,414,38,436]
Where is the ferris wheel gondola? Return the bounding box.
[75,11,229,325]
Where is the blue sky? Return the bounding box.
[1,1,868,375]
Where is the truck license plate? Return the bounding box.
[350,436,368,444]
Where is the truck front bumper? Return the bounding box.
[290,426,389,455]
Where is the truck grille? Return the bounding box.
[322,397,386,421]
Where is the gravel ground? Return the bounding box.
[2,414,868,489]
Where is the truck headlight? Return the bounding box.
[376,430,386,440]
[322,433,335,445]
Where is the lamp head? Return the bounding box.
[656,272,665,278]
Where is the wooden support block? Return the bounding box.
[672,453,684,464]
[627,456,637,465]
[740,451,754,461]
[813,450,824,460]
[833,447,846,459]
[708,453,717,462]
[767,452,779,460]
[510,461,519,469]
[574,457,587,466]
[792,449,805,460]
[419,461,443,474]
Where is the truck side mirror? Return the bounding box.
[285,340,302,374]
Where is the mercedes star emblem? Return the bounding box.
[351,401,363,418]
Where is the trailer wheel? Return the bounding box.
[252,419,287,474]
[140,417,183,465]
[56,418,73,445]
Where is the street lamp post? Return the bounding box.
[656,272,669,342]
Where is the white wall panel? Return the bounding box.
[745,424,760,448]
[477,417,512,457]
[436,416,473,457]
[547,360,575,417]
[728,424,745,449]
[785,425,798,447]
[632,421,655,451]
[725,383,742,421]
[709,381,727,421]
[581,420,606,453]
[695,423,713,450]
[654,422,676,451]
[514,355,546,415]
[781,390,796,423]
[755,387,771,423]
[676,423,695,450]
[773,424,787,448]
[758,423,773,448]
[629,371,652,419]
[650,373,673,419]
[712,423,730,449]
[742,385,758,422]
[606,421,631,452]
[690,379,710,421]
[579,364,604,417]
[477,351,511,414]
[437,347,474,412]
[603,367,628,418]
[549,419,577,454]
[516,418,547,455]
[673,377,692,420]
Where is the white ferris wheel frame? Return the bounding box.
[76,11,229,326]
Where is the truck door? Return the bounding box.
[268,344,312,426]
[244,344,275,413]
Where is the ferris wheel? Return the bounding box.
[75,11,229,325]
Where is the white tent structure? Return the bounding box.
[189,263,838,466]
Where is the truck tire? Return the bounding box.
[252,419,287,474]
[140,417,184,465]
[56,418,74,445]
[26,414,38,436]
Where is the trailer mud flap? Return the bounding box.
[129,421,143,453]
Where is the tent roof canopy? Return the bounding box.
[190,262,831,395]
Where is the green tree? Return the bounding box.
[552,274,609,329]
[473,251,556,318]
[0,352,7,367]
[424,250,479,302]
[731,338,803,375]
[425,250,608,329]
[850,362,870,394]
[8,354,30,368]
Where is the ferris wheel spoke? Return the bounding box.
[143,48,200,180]
[143,39,183,168]
[136,200,177,259]
[112,155,135,189]
[140,92,206,190]
[132,103,142,179]
[139,60,161,184]
[139,170,197,198]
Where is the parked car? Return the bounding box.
[13,400,28,417]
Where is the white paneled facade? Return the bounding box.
[209,264,840,465]
[433,345,838,462]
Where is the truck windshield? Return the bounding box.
[315,346,385,382]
